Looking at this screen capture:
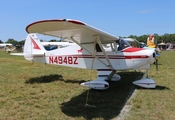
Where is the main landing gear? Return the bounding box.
[132,70,156,88]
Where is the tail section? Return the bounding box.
[24,33,45,61]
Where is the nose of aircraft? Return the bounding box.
[148,50,156,64]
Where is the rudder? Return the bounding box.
[24,33,45,61]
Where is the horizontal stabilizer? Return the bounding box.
[32,53,45,57]
[10,53,24,56]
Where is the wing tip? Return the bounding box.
[25,19,85,33]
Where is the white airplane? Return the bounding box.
[0,43,12,47]
[23,19,156,90]
[41,41,76,50]
[41,41,76,46]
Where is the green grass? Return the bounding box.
[0,51,175,119]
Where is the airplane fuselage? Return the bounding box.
[29,44,155,71]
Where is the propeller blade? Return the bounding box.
[155,52,160,72]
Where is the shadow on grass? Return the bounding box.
[25,74,63,84]
[60,71,143,120]
[24,71,169,119]
[153,63,162,65]
[155,85,170,90]
[25,74,87,84]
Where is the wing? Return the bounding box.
[26,19,119,44]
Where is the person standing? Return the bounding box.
[147,34,156,48]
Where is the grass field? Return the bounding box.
[0,51,175,120]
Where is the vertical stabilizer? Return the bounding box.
[24,33,45,61]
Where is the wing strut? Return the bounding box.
[91,39,97,69]
[94,35,114,70]
[70,37,111,68]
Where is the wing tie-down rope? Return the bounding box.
[85,39,97,108]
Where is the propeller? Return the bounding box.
[154,33,159,72]
[155,57,158,72]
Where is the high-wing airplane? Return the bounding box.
[24,19,156,90]
[41,41,76,50]
[0,43,12,47]
[0,43,14,52]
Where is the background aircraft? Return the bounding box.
[0,43,12,47]
[41,42,76,50]
[0,43,17,53]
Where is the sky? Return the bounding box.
[0,0,175,42]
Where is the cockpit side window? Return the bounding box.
[96,43,102,52]
[44,45,58,51]
[117,39,131,51]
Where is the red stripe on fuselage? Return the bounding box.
[45,55,148,59]
[72,55,148,59]
[124,55,149,59]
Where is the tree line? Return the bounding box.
[127,33,175,44]
[0,33,175,45]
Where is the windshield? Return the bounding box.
[117,38,131,51]
[139,42,147,48]
[124,38,147,48]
